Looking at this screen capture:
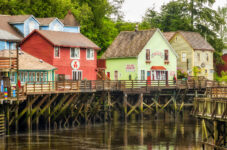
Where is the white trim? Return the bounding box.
[86,49,94,60]
[54,46,60,58]
[72,70,83,80]
[70,48,80,59]
[157,29,179,58]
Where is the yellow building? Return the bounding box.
[164,31,214,80]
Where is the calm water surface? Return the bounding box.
[0,113,205,150]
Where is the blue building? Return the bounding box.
[0,11,80,51]
[0,11,81,84]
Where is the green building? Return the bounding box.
[101,29,178,84]
[0,50,56,85]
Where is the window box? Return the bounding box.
[146,60,151,64]
[164,60,169,64]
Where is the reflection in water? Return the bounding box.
[0,112,213,150]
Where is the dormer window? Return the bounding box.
[29,21,35,33]
[53,23,62,31]
[86,49,94,60]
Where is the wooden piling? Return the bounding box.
[124,93,127,122]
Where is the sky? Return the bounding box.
[121,0,227,22]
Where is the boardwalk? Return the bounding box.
[1,79,223,101]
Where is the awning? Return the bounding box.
[151,66,166,70]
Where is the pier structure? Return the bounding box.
[193,86,227,149]
[0,79,220,135]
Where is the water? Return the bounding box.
[0,113,205,150]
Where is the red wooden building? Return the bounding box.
[20,30,100,80]
[217,53,227,75]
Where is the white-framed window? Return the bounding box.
[72,70,82,80]
[54,47,60,58]
[86,49,94,60]
[141,70,145,80]
[181,52,187,62]
[20,72,25,82]
[29,21,36,33]
[10,72,16,83]
[206,53,209,61]
[24,72,28,82]
[53,23,62,31]
[70,48,80,59]
[44,72,48,81]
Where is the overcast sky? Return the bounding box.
[121,0,227,22]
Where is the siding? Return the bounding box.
[194,50,214,80]
[138,30,177,81]
[63,26,80,33]
[21,32,54,65]
[13,24,24,35]
[170,34,194,75]
[105,58,138,80]
[49,19,64,31]
[24,16,40,37]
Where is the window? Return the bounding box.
[181,52,187,62]
[25,72,28,82]
[54,47,60,58]
[164,50,169,61]
[53,24,62,31]
[44,72,47,81]
[29,21,35,33]
[10,72,16,82]
[70,48,80,59]
[32,72,35,81]
[20,72,25,82]
[114,71,118,80]
[197,53,200,61]
[206,53,209,61]
[40,72,43,81]
[86,49,94,60]
[146,49,150,61]
[36,72,40,82]
[141,70,145,80]
[72,71,82,80]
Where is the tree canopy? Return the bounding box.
[0,0,225,63]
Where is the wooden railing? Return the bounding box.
[23,79,224,94]
[0,57,17,70]
[194,98,227,120]
[0,114,5,136]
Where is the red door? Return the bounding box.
[107,72,110,79]
[147,71,151,85]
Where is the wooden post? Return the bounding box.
[124,93,127,122]
[214,121,218,145]
[5,103,9,135]
[16,43,19,133]
[27,96,31,132]
[140,94,143,120]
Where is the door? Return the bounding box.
[147,71,151,85]
[72,71,82,80]
[107,72,110,79]
[114,71,118,80]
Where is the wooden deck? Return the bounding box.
[193,87,227,121]
[0,79,226,101]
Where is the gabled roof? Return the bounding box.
[8,15,32,24]
[101,29,157,59]
[0,29,21,41]
[163,32,176,41]
[36,17,56,26]
[0,15,24,40]
[21,30,100,50]
[0,50,56,70]
[36,17,63,26]
[164,31,215,51]
[63,11,80,26]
